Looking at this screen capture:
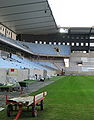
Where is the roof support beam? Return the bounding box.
[2,15,51,23]
[17,25,56,31]
[0,9,49,17]
[8,20,54,28]
[0,1,46,9]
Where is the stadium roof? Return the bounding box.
[69,27,94,34]
[0,0,58,34]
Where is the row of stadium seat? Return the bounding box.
[23,42,71,56]
[0,56,43,69]
[0,34,70,57]
[34,61,58,70]
[0,54,58,71]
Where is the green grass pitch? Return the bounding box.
[1,75,94,120]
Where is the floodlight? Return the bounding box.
[59,28,68,33]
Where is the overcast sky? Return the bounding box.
[48,0,94,27]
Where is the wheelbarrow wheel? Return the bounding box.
[7,105,13,117]
[32,105,37,117]
[40,100,44,110]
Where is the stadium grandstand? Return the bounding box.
[0,0,72,85]
[0,0,94,120]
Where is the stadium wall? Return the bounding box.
[0,68,7,84]
[0,68,29,84]
[65,52,94,75]
[0,68,56,84]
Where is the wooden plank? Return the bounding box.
[9,96,34,105]
[9,91,47,106]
